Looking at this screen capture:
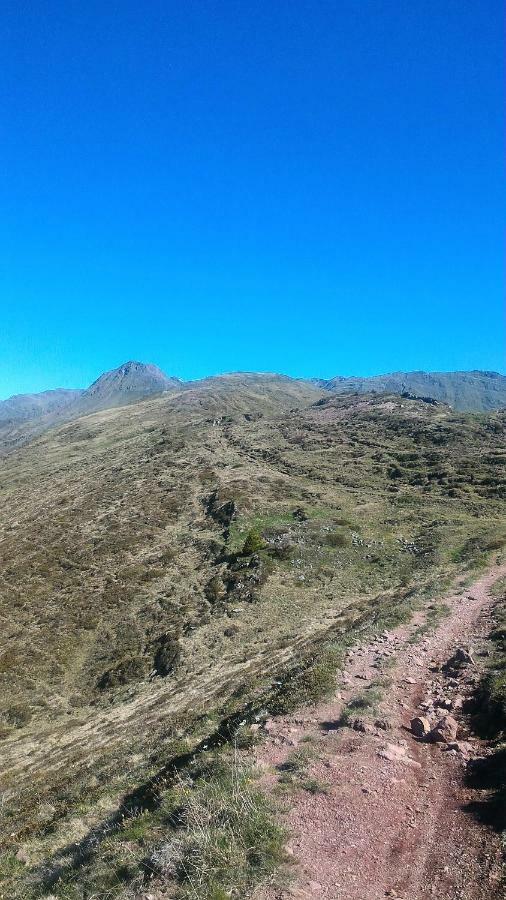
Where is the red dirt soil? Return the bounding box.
[256,567,506,900]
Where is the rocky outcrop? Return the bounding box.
[152,634,180,677]
[204,489,237,528]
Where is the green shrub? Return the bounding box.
[241,528,266,556]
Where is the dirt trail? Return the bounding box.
[256,567,506,900]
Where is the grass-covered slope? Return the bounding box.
[0,385,504,898]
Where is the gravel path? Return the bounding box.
[256,567,506,900]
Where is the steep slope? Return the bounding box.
[74,360,181,413]
[320,370,506,411]
[0,362,182,456]
[0,386,504,898]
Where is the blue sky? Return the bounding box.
[1,0,504,398]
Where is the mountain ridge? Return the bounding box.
[0,387,84,424]
[0,366,504,449]
[317,368,506,411]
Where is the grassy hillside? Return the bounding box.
[2,367,504,460]
[0,384,504,898]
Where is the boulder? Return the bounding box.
[410,716,431,738]
[444,647,475,674]
[428,715,458,743]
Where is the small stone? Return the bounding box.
[374,718,390,731]
[435,697,453,710]
[352,718,374,734]
[445,741,462,753]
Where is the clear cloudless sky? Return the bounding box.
[0,0,504,398]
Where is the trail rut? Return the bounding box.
[256,567,506,900]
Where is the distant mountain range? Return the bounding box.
[316,370,506,412]
[0,387,84,423]
[0,363,504,455]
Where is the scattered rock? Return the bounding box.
[454,647,476,665]
[374,718,391,731]
[435,697,453,710]
[352,718,374,734]
[444,741,465,753]
[457,723,471,740]
[378,743,406,760]
[443,647,476,674]
[204,489,237,527]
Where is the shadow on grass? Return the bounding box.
[31,704,259,893]
[463,748,506,833]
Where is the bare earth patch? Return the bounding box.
[256,567,506,900]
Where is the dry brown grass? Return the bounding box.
[0,384,504,896]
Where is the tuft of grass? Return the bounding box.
[324,530,350,549]
[162,754,287,899]
[277,746,326,795]
[300,778,328,795]
[380,655,397,671]
[340,686,384,725]
[17,753,286,900]
[409,602,451,643]
[279,747,313,774]
[269,643,344,715]
[232,723,261,750]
